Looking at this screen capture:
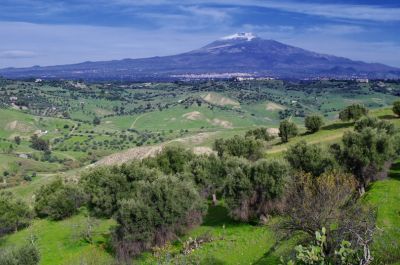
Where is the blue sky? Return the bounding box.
[0,0,399,68]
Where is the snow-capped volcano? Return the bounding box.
[221,32,258,41]
[1,33,399,80]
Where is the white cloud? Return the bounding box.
[0,50,37,59]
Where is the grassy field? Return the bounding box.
[1,79,400,264]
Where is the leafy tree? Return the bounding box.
[304,115,324,133]
[81,162,162,218]
[0,241,40,265]
[144,145,194,175]
[14,136,21,145]
[92,116,101,126]
[30,134,49,151]
[279,120,298,143]
[393,100,400,117]
[0,191,32,236]
[214,135,263,160]
[285,141,336,177]
[223,157,289,221]
[34,179,86,220]
[245,128,274,141]
[354,116,396,135]
[339,104,368,122]
[113,175,206,260]
[341,128,396,191]
[186,154,225,202]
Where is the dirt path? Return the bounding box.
[92,132,217,167]
[130,113,148,129]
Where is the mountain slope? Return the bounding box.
[1,33,399,80]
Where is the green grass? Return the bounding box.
[0,214,115,265]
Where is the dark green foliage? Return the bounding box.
[285,141,337,177]
[279,120,298,142]
[34,179,86,220]
[14,136,21,145]
[341,128,396,187]
[214,135,263,160]
[339,104,368,121]
[92,116,101,125]
[304,115,324,133]
[245,128,274,141]
[30,134,49,151]
[0,191,32,236]
[143,145,194,174]
[81,162,164,218]
[393,100,400,117]
[223,157,289,221]
[113,175,206,259]
[0,242,40,265]
[354,116,396,134]
[186,154,225,198]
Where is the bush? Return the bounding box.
[279,120,298,143]
[81,162,162,218]
[304,115,324,133]
[214,135,263,160]
[223,157,289,221]
[339,104,368,122]
[0,191,32,236]
[245,128,274,141]
[0,242,40,265]
[354,116,396,134]
[34,179,86,220]
[285,141,336,177]
[393,100,400,117]
[144,145,194,174]
[113,175,206,260]
[30,134,49,151]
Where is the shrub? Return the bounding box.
[0,242,40,265]
[339,104,368,122]
[223,157,289,221]
[279,120,298,143]
[393,100,400,117]
[245,128,274,141]
[285,141,336,177]
[341,127,396,190]
[30,134,49,151]
[144,145,194,174]
[81,162,162,218]
[304,115,324,133]
[0,191,32,236]
[113,175,206,260]
[354,116,396,134]
[214,135,263,160]
[34,179,86,220]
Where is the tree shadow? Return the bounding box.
[322,122,353,131]
[202,204,239,227]
[389,161,400,181]
[378,114,398,120]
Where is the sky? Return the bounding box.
[0,0,400,68]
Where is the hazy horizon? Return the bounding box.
[1,0,400,68]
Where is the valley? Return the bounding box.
[1,77,400,265]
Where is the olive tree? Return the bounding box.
[304,115,324,133]
[113,175,206,261]
[393,100,400,117]
[0,191,32,236]
[279,120,298,143]
[339,104,368,122]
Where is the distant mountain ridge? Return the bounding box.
[1,33,399,81]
